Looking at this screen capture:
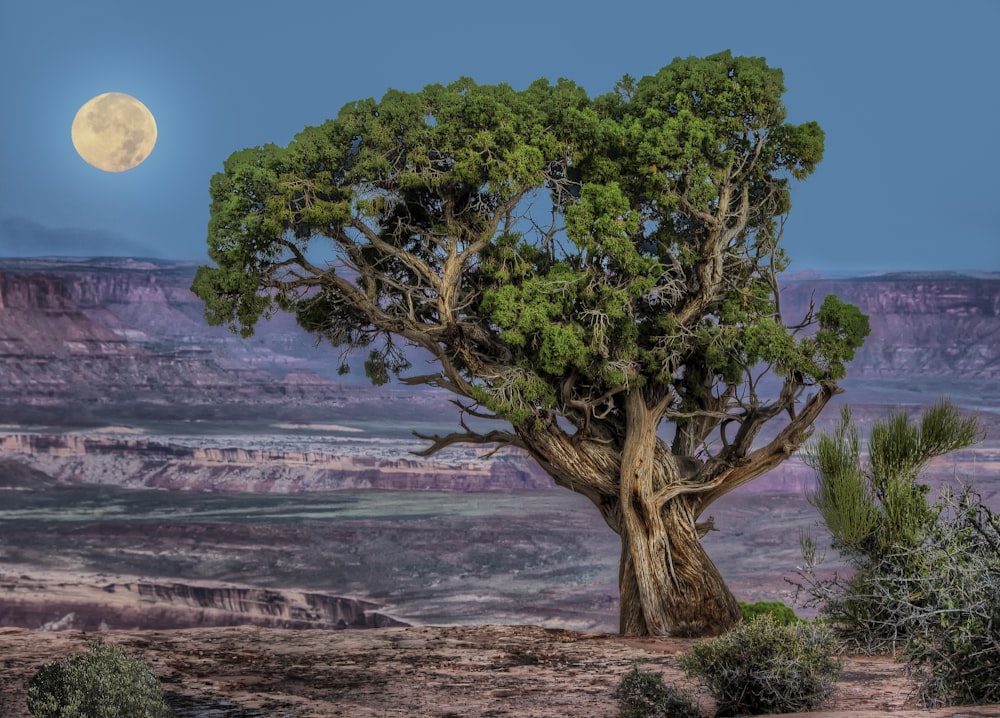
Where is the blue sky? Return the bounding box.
[0,0,997,273]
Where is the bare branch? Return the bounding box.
[411,426,525,457]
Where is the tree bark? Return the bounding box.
[516,401,743,637]
[618,498,741,636]
[617,392,741,636]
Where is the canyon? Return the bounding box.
[1,259,998,418]
[0,258,997,494]
[1,257,999,642]
[0,571,404,632]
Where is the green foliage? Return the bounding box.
[806,401,982,555]
[810,295,871,381]
[902,487,1000,706]
[739,600,800,626]
[615,664,702,718]
[192,52,866,432]
[679,615,840,716]
[801,401,987,654]
[805,407,879,550]
[27,639,172,718]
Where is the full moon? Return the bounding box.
[71,92,157,172]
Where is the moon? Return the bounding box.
[71,92,157,172]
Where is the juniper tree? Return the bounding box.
[193,52,869,637]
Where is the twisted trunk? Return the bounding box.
[515,385,837,637]
[618,498,740,636]
[617,392,741,636]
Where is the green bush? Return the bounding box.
[896,487,1000,707]
[615,664,702,718]
[739,600,800,626]
[800,401,1000,706]
[27,639,172,718]
[679,614,840,716]
[801,401,985,653]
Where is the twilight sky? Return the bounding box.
[0,0,997,273]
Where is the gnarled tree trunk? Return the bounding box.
[515,384,839,637]
[618,497,740,636]
[616,391,740,636]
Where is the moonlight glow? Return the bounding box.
[71,92,157,172]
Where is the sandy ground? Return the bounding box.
[3,624,999,718]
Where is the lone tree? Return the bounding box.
[193,52,869,637]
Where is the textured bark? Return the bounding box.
[619,498,740,636]
[616,392,741,636]
[511,385,841,637]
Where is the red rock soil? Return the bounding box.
[2,624,999,718]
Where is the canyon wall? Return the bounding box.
[2,260,997,396]
[0,572,405,631]
[0,433,551,491]
[0,258,998,494]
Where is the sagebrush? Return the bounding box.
[27,639,172,718]
[895,487,1000,706]
[615,664,701,718]
[679,614,840,716]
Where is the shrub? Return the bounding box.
[27,639,172,718]
[896,486,1000,707]
[615,664,702,718]
[679,614,840,716]
[739,600,800,626]
[800,401,985,653]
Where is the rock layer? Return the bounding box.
[0,432,552,491]
[0,571,405,632]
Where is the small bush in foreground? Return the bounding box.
[739,600,800,626]
[616,664,702,718]
[27,639,172,718]
[679,614,840,716]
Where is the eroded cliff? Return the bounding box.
[0,571,405,631]
[0,433,551,491]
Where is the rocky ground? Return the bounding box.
[2,624,998,718]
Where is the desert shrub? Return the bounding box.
[615,664,702,718]
[799,400,1000,706]
[795,535,923,654]
[739,600,800,626]
[800,401,985,653]
[679,614,840,716]
[894,486,1000,707]
[27,639,172,718]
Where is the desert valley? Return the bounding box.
[1,257,999,716]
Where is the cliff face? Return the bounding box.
[2,259,996,395]
[0,433,552,491]
[0,272,128,355]
[781,274,1000,378]
[0,272,77,311]
[0,571,405,631]
[0,258,359,417]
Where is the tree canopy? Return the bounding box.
[194,51,870,637]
